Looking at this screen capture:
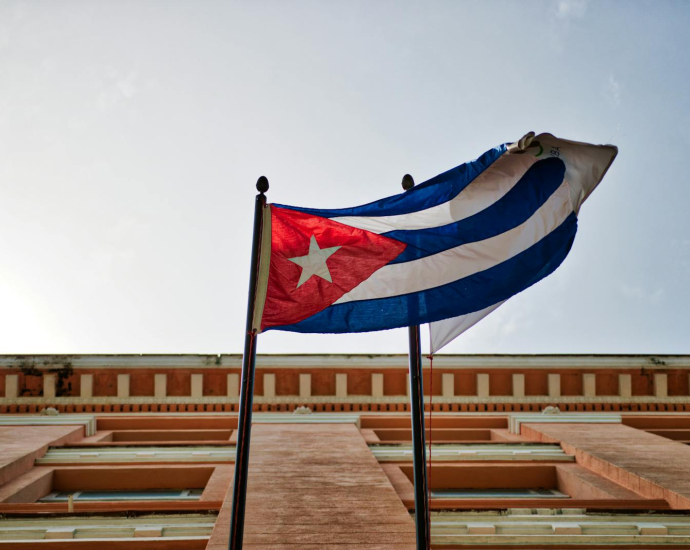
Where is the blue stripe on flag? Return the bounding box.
[386,157,566,264]
[273,144,506,219]
[266,212,578,334]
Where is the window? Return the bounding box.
[431,488,568,499]
[40,488,203,502]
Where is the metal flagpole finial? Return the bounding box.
[401,174,415,190]
[256,176,269,194]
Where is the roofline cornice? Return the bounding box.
[0,354,689,370]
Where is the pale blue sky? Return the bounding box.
[0,0,688,355]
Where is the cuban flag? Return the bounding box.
[252,132,617,352]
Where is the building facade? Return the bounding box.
[1,354,690,548]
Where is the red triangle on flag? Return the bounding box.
[261,206,406,331]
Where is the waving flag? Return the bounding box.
[251,132,617,346]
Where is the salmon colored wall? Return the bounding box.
[633,371,655,395]
[52,465,215,492]
[203,372,227,396]
[130,372,155,396]
[110,430,232,442]
[623,416,690,429]
[0,459,230,507]
[560,372,583,396]
[0,467,53,503]
[454,372,476,395]
[58,373,80,396]
[2,367,690,400]
[522,422,690,509]
[275,371,298,396]
[253,371,264,396]
[347,370,372,395]
[524,373,547,396]
[18,373,43,397]
[94,372,117,397]
[167,371,191,397]
[669,371,690,396]
[384,371,407,396]
[555,464,644,500]
[311,372,334,396]
[202,464,233,502]
[0,425,84,487]
[422,371,442,396]
[596,372,618,395]
[489,372,512,396]
[96,416,237,430]
[400,464,558,490]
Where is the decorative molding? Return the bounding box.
[1,354,689,370]
[37,446,236,464]
[509,412,622,434]
[253,413,360,426]
[0,415,97,436]
[372,444,573,462]
[3,395,690,406]
[431,509,690,545]
[0,514,216,542]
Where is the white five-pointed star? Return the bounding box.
[288,235,341,288]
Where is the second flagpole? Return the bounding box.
[228,176,269,550]
[401,174,431,550]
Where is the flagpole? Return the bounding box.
[401,174,430,550]
[229,176,269,550]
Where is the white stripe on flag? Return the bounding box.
[335,180,573,304]
[427,135,618,353]
[429,301,506,354]
[330,153,539,234]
